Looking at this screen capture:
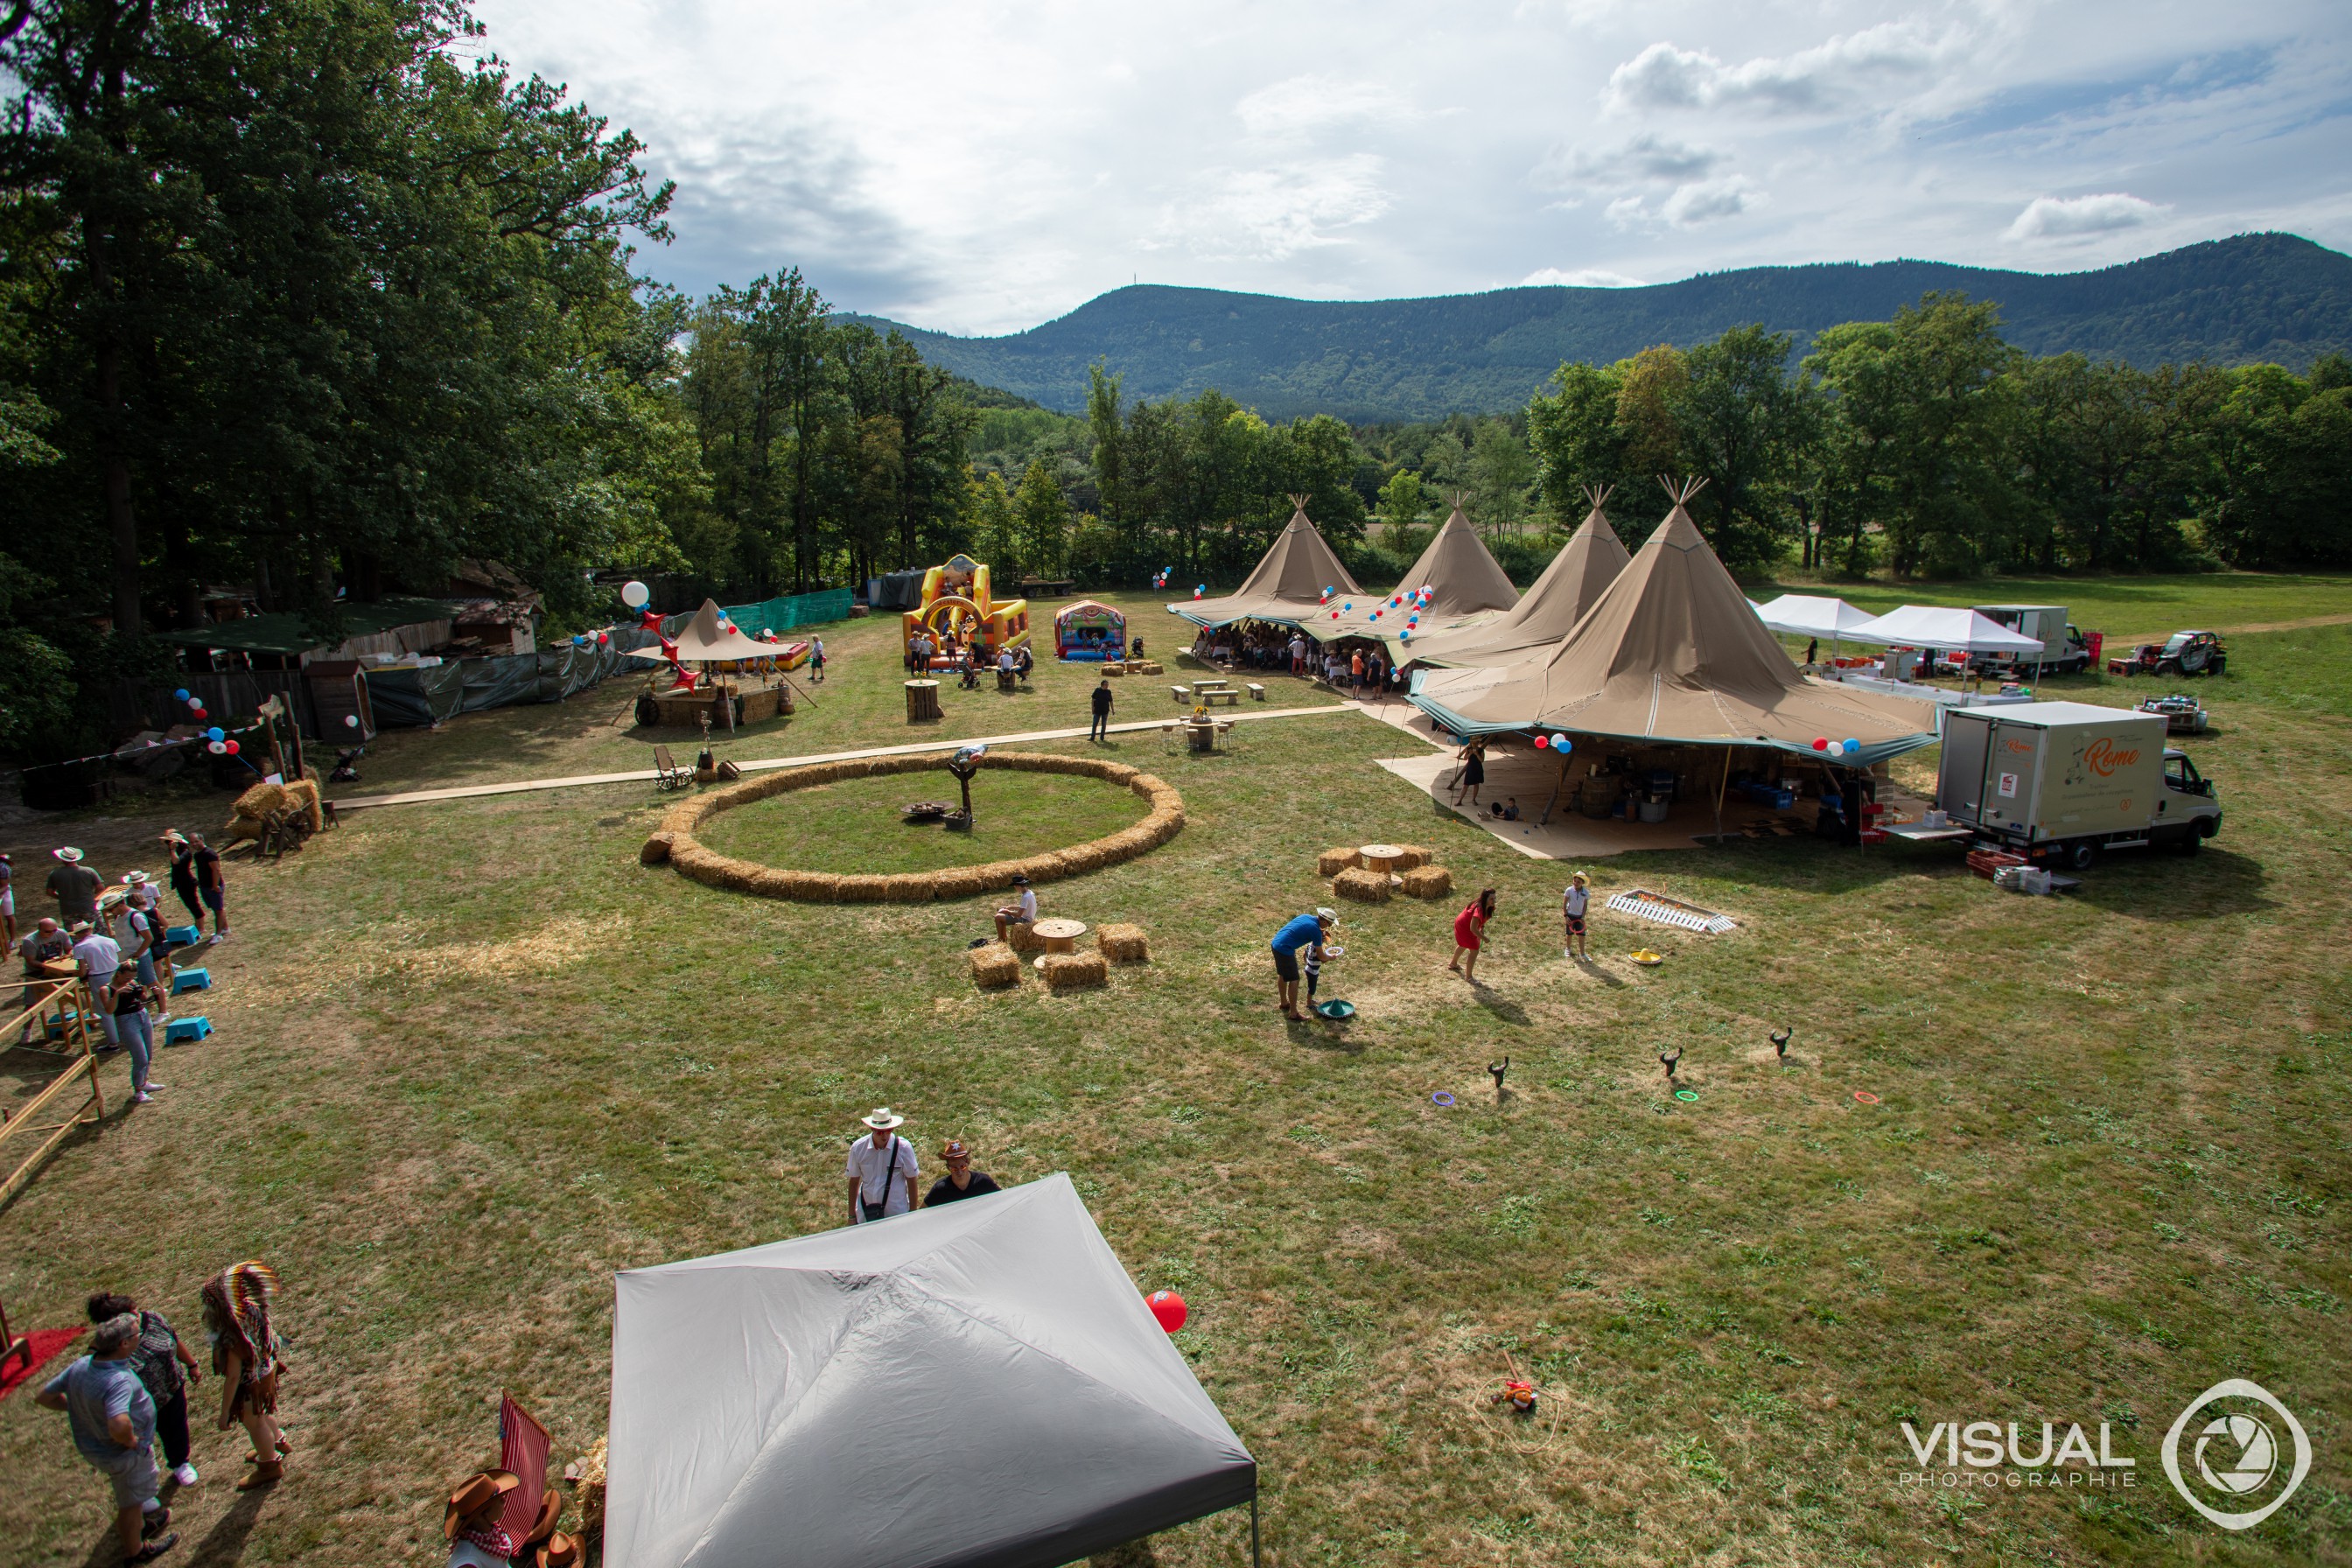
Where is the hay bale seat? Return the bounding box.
[1393,844,1434,870]
[1003,919,1044,953]
[1400,864,1453,900]
[1042,951,1110,991]
[653,751,1186,903]
[1316,846,1362,878]
[970,942,1022,990]
[1096,922,1149,963]
[1333,866,1391,903]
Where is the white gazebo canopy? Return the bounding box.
[1754,594,1880,640]
[1845,605,2044,654]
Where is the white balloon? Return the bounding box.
[620,580,650,610]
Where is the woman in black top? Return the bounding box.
[87,1291,203,1485]
[164,832,203,927]
[107,966,164,1102]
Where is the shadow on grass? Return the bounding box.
[2066,845,2272,918]
[1474,990,1532,1026]
[1290,1018,1365,1055]
[184,1483,270,1568]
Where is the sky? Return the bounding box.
[470,0,2352,337]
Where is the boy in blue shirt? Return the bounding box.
[1270,908,1335,1020]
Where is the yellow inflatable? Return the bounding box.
[902,553,1032,668]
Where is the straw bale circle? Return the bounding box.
[650,751,1186,903]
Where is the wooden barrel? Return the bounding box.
[906,680,942,722]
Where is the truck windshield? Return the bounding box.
[2163,633,2194,654]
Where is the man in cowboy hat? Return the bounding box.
[845,1109,920,1223]
[1269,908,1337,1021]
[48,846,103,928]
[990,874,1037,942]
[923,1139,1001,1208]
[442,1469,522,1568]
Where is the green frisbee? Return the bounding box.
[1673,1088,1699,1102]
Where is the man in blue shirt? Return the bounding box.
[1270,908,1335,1020]
[36,1312,176,1564]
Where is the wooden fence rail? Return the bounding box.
[0,976,106,1206]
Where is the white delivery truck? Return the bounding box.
[1972,605,2096,675]
[1936,701,2222,870]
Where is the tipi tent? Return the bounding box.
[605,1174,1256,1568]
[1317,498,1518,652]
[1404,487,1631,668]
[622,598,777,665]
[1170,495,1359,629]
[1410,482,1936,766]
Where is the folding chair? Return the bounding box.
[653,745,691,791]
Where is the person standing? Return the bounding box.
[846,1109,920,1222]
[201,1261,289,1490]
[923,1139,1002,1207]
[1450,739,1488,808]
[106,967,165,1104]
[48,846,104,928]
[1,850,16,948]
[1270,908,1335,1021]
[1448,888,1497,983]
[87,1292,202,1487]
[117,882,164,987]
[73,920,125,1052]
[190,836,227,941]
[17,916,71,1046]
[1288,633,1306,676]
[33,1312,178,1565]
[1562,872,1592,962]
[1088,678,1114,742]
[162,834,203,933]
[809,636,826,683]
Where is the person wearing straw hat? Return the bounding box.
[48,846,103,927]
[442,1468,523,1568]
[1270,908,1336,1021]
[845,1109,920,1223]
[116,875,164,986]
[923,1139,1001,1207]
[1562,872,1592,962]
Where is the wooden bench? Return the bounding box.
[1200,688,1239,705]
[1245,682,1266,701]
[1170,686,1190,704]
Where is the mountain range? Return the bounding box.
[843,233,2352,422]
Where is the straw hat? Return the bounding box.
[53,847,83,864]
[443,1470,521,1540]
[159,830,188,847]
[122,870,150,886]
[1314,906,1339,924]
[860,1107,906,1130]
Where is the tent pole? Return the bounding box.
[1712,748,1732,844]
[1538,748,1568,827]
[1251,1493,1261,1568]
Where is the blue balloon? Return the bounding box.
[1551,734,1571,752]
[1844,738,1861,754]
[206,726,224,742]
[172,688,190,701]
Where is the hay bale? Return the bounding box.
[574,1437,608,1550]
[640,831,675,866]
[1004,920,1043,954]
[1394,844,1434,870]
[1097,763,1139,785]
[231,780,289,820]
[282,777,324,832]
[1317,846,1362,877]
[880,873,937,904]
[1333,866,1391,904]
[1096,923,1149,962]
[927,865,998,902]
[970,942,1021,990]
[1042,951,1109,991]
[1057,842,1110,875]
[832,874,890,903]
[1400,864,1453,900]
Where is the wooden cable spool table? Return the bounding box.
[1030,918,1089,970]
[905,679,942,722]
[1184,717,1219,752]
[1359,843,1405,874]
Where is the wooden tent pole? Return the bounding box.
[1713,747,1732,843]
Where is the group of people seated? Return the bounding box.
[1187,627,1292,669]
[906,632,1033,690]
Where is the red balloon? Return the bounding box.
[1533,735,1549,748]
[1147,1290,1187,1333]
[1812,737,1829,751]
[224,739,239,755]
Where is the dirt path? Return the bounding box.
[2109,611,2352,647]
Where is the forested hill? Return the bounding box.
[844,233,2352,420]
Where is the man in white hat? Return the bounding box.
[48,847,103,928]
[845,1109,920,1223]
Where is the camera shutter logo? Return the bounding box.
[2160,1378,2310,1530]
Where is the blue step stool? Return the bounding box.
[164,1016,213,1043]
[171,967,211,994]
[165,925,201,946]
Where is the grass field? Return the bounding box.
[696,771,1152,876]
[2,576,2347,1568]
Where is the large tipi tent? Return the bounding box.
[605,1174,1256,1568]
[1404,486,1631,668]
[1410,482,1936,766]
[1318,498,1518,652]
[1169,495,1359,630]
[622,598,776,665]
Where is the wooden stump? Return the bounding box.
[906,679,942,722]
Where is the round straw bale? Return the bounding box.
[1332,866,1391,903]
[639,831,675,866]
[1399,864,1453,900]
[1042,951,1109,991]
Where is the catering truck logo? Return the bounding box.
[2160,1379,2311,1530]
[2082,737,2139,778]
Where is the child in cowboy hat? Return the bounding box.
[443,1469,522,1568]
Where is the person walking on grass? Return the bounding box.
[1089,678,1114,742]
[924,1139,1002,1207]
[35,1312,178,1565]
[1448,887,1497,983]
[106,966,166,1104]
[846,1108,920,1222]
[1562,871,1592,961]
[87,1292,203,1488]
[201,1261,289,1490]
[810,636,826,682]
[1450,738,1488,808]
[1270,908,1336,1021]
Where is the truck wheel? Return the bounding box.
[2065,841,2099,872]
[2174,827,2202,855]
[2207,658,2225,676]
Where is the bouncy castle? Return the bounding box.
[1054,600,1127,661]
[900,553,1031,668]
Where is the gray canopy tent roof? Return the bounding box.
[606,1173,1256,1568]
[1168,496,1359,630]
[1404,487,1631,668]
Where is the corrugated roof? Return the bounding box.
[153,597,464,655]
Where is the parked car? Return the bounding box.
[1935,702,2222,869]
[2108,630,2226,678]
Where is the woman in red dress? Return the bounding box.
[1447,887,1498,982]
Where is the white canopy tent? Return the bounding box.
[1754,594,1880,642]
[1846,605,2045,654]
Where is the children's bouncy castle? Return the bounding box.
[1053,600,1127,661]
[900,554,1031,668]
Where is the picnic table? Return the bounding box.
[1030,918,1089,969]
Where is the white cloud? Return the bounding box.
[1606,24,1950,116]
[1663,175,1765,225]
[1236,74,1410,141]
[2004,192,2172,241]
[1522,267,1648,287]
[1535,132,1725,189]
[1149,156,1392,262]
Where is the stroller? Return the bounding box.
[328,746,366,783]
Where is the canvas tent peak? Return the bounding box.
[1404,487,1630,668]
[623,598,777,664]
[1314,497,1518,648]
[1408,486,1936,766]
[1168,497,1359,629]
[1845,604,2044,654]
[606,1173,1256,1568]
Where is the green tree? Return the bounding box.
[1012,458,1069,578]
[1525,361,1628,526]
[1673,325,1814,571]
[1466,419,1535,537]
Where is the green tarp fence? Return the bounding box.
[719,588,854,634]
